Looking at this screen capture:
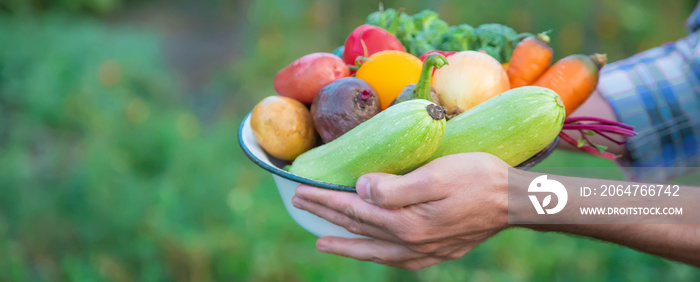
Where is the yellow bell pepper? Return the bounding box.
[356,50,422,110]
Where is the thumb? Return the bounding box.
[355,170,448,209]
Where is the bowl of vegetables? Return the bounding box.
[239,7,634,238]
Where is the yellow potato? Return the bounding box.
[251,96,317,161]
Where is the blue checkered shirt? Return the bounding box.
[598,4,700,181]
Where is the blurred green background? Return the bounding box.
[0,0,698,281]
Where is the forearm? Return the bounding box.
[508,169,700,266]
[528,223,700,266]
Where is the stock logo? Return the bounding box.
[528,175,568,215]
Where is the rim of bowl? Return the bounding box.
[517,135,560,170]
[238,112,357,192]
[238,111,560,193]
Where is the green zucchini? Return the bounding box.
[430,86,565,165]
[289,99,446,186]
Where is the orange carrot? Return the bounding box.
[533,53,607,116]
[507,33,553,88]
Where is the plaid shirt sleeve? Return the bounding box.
[597,8,700,181]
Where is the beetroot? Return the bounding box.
[311,77,381,143]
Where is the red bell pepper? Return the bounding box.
[419,50,457,61]
[418,51,456,76]
[342,24,405,66]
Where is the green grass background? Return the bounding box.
[0,0,698,280]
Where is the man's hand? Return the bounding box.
[292,153,511,270]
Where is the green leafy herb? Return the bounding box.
[438,24,475,52]
[366,8,536,61]
[473,23,531,62]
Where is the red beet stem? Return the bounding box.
[580,130,595,147]
[564,116,635,130]
[593,130,629,145]
[559,132,618,160]
[563,124,636,136]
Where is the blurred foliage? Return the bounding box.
[0,0,153,15]
[0,0,698,281]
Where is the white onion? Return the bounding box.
[433,51,510,117]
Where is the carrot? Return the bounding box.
[507,33,553,88]
[533,53,607,116]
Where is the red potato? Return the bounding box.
[273,53,350,104]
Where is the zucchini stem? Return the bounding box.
[414,53,448,101]
[426,104,446,120]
